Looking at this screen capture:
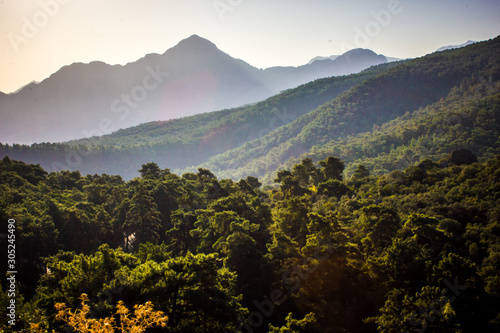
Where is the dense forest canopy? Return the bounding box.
[1,152,499,332]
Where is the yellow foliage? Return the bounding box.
[29,323,48,333]
[54,293,168,333]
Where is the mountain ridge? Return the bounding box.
[436,40,476,52]
[0,35,387,144]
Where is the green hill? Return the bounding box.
[0,64,393,179]
[197,37,500,182]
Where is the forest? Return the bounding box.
[1,151,499,332]
[0,32,499,333]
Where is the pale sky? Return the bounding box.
[1,0,499,94]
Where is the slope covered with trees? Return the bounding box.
[0,64,393,179]
[199,37,500,182]
[1,153,499,332]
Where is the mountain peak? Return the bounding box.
[9,80,39,94]
[336,48,387,63]
[343,48,377,56]
[186,34,203,40]
[308,49,388,66]
[173,34,219,52]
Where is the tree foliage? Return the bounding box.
[0,154,499,332]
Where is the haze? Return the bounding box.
[1,0,499,94]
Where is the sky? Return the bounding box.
[1,0,499,94]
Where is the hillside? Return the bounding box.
[197,37,500,182]
[0,64,395,179]
[304,79,500,178]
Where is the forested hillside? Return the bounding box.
[1,153,499,332]
[304,78,500,178]
[199,37,500,182]
[0,64,393,179]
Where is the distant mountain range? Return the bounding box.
[308,55,340,64]
[0,35,388,144]
[436,40,476,52]
[309,54,400,65]
[1,36,498,182]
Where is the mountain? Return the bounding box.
[292,49,387,85]
[436,40,476,52]
[0,35,387,144]
[0,35,272,144]
[309,53,399,65]
[8,80,40,94]
[264,48,387,90]
[385,56,402,62]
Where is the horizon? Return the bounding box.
[3,34,491,96]
[1,34,494,95]
[3,33,411,95]
[1,0,499,94]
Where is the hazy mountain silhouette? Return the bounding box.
[0,35,387,144]
[308,55,340,64]
[263,48,388,91]
[436,40,475,52]
[309,53,399,65]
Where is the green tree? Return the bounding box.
[317,179,350,198]
[116,252,246,332]
[272,197,310,245]
[370,287,460,333]
[246,176,262,189]
[319,156,344,181]
[358,204,401,252]
[138,162,169,179]
[166,210,197,256]
[268,312,316,333]
[124,184,162,246]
